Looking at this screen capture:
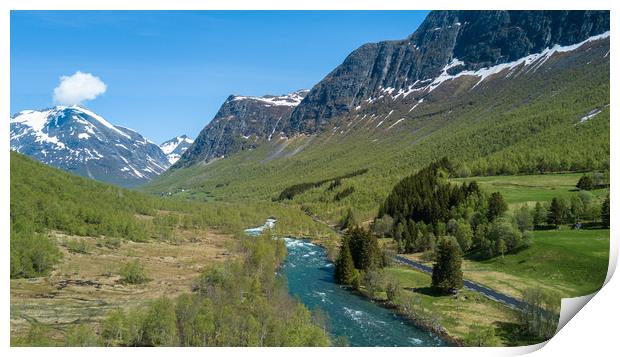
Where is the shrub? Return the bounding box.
[98,236,121,249]
[576,174,594,190]
[64,238,92,254]
[10,230,61,278]
[101,309,128,345]
[141,297,179,346]
[385,278,402,302]
[464,324,498,346]
[14,324,56,347]
[120,260,148,284]
[64,324,99,346]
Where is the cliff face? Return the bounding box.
[287,10,610,133]
[173,90,308,168]
[175,10,609,168]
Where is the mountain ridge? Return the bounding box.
[10,105,170,187]
[173,10,609,168]
[160,135,194,165]
[173,89,309,168]
[288,10,610,132]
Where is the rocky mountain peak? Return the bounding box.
[287,10,610,133]
[10,105,170,187]
[173,89,309,168]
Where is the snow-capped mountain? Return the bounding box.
[10,105,170,187]
[159,135,194,164]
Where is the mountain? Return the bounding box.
[288,10,610,132]
[173,90,308,168]
[143,10,609,224]
[10,106,170,187]
[159,135,194,164]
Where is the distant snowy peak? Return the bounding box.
[159,135,194,164]
[230,89,309,107]
[10,105,170,187]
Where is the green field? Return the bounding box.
[383,266,539,346]
[462,228,609,298]
[453,173,608,207]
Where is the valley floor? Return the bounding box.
[10,227,234,342]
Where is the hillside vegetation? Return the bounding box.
[10,152,332,346]
[142,41,609,226]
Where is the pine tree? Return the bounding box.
[576,174,594,191]
[347,226,380,270]
[547,197,565,227]
[533,202,546,228]
[334,239,355,285]
[601,195,610,228]
[431,237,463,294]
[487,192,508,221]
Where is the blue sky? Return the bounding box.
[11,10,429,143]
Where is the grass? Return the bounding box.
[141,50,609,226]
[452,173,609,207]
[383,265,540,346]
[10,227,235,343]
[463,227,609,298]
[402,227,609,299]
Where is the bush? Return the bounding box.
[140,297,179,346]
[464,324,498,346]
[13,324,56,347]
[101,309,128,345]
[65,325,99,346]
[120,260,148,284]
[518,288,560,340]
[10,230,61,278]
[98,236,121,249]
[64,238,92,254]
[385,278,402,302]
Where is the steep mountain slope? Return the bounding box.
[10,106,170,187]
[143,10,609,224]
[173,90,308,167]
[160,135,194,164]
[289,10,609,132]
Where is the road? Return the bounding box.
[392,255,527,311]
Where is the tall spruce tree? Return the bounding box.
[547,197,565,227]
[348,226,380,271]
[431,237,463,294]
[334,239,355,285]
[487,192,508,221]
[601,195,610,228]
[576,174,594,191]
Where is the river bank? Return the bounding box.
[247,219,518,346]
[281,237,446,347]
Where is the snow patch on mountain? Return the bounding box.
[159,135,194,164]
[10,106,171,187]
[231,90,309,107]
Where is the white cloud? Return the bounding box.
[53,71,107,105]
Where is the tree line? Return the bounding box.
[376,158,529,260]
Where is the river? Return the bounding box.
[282,237,446,347]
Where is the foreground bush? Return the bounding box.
[95,237,330,347]
[120,260,148,284]
[10,229,61,278]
